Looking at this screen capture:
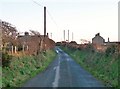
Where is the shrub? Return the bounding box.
[84,44,95,53]
[2,52,12,67]
[105,45,116,57]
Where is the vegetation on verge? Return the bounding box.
[2,50,57,87]
[0,66,2,88]
[60,45,119,88]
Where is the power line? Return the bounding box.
[46,9,59,28]
[31,0,43,7]
[31,0,44,33]
[31,0,61,33]
[31,0,59,27]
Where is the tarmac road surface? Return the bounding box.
[22,47,104,87]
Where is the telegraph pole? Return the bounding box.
[118,1,120,42]
[44,6,46,37]
[51,33,52,39]
[68,30,69,42]
[44,6,46,51]
[72,32,73,41]
[63,30,65,41]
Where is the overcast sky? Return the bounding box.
[0,0,119,43]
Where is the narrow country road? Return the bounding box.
[22,47,104,87]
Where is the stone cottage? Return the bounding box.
[92,33,105,45]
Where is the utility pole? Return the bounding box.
[44,6,46,37]
[118,1,120,42]
[63,30,65,41]
[68,30,69,42]
[44,6,46,51]
[51,33,52,39]
[72,32,73,41]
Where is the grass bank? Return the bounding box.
[0,66,2,88]
[2,49,57,87]
[60,46,118,88]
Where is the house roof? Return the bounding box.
[92,35,104,40]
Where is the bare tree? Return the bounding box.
[0,20,19,51]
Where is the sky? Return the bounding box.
[0,0,119,43]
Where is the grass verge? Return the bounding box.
[2,49,57,87]
[0,66,2,88]
[60,46,118,88]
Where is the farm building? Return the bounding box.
[0,19,55,56]
[17,32,55,55]
[92,33,105,45]
[92,33,120,52]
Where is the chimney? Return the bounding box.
[47,33,49,37]
[25,32,29,36]
[98,33,100,36]
[96,33,100,36]
[108,37,110,42]
[44,6,46,37]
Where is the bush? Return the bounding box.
[84,44,95,53]
[105,45,116,57]
[2,52,12,67]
